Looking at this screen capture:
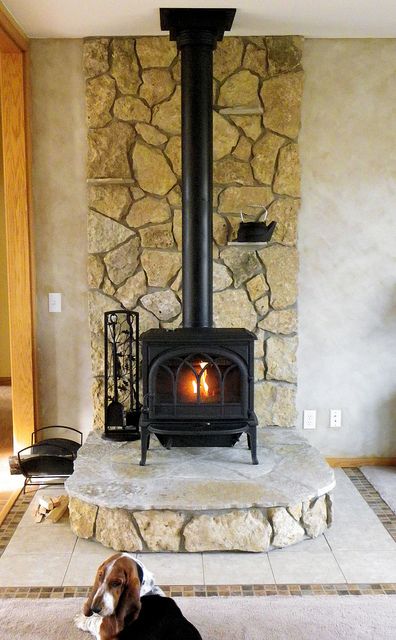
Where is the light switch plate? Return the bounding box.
[48,292,62,313]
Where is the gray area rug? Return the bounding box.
[361,466,396,513]
[1,595,396,639]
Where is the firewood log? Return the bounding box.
[38,496,54,511]
[47,497,69,523]
[8,456,22,475]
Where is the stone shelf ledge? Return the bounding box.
[65,429,335,553]
[86,178,135,184]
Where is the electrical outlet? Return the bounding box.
[330,409,342,428]
[48,292,62,313]
[303,409,316,430]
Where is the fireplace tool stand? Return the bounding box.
[104,310,140,441]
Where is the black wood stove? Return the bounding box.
[139,8,258,465]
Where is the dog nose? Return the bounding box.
[91,605,102,614]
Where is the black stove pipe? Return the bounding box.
[161,9,236,329]
[180,31,214,328]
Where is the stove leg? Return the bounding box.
[248,425,259,465]
[140,426,149,466]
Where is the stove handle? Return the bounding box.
[142,393,154,412]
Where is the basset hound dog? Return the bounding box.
[75,553,201,640]
[75,553,164,639]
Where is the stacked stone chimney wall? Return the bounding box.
[84,36,304,429]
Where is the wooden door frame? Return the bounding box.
[0,3,36,451]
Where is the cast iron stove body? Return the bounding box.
[139,8,258,465]
[140,328,258,464]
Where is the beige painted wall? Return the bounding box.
[298,39,396,457]
[0,120,11,380]
[30,39,93,434]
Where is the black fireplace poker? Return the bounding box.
[160,8,236,329]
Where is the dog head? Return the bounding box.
[83,553,142,629]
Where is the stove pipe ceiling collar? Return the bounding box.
[160,8,236,330]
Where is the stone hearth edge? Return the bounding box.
[65,430,334,552]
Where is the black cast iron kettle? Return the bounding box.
[235,207,276,244]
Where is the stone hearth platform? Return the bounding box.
[65,429,335,552]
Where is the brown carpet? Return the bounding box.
[1,595,396,639]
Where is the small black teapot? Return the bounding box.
[236,207,276,243]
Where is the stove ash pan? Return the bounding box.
[139,328,258,465]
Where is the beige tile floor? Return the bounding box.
[0,469,395,587]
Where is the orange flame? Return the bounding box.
[192,362,209,396]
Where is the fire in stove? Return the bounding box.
[192,362,210,398]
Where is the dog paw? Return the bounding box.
[74,612,89,630]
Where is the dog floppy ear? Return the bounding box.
[83,577,99,616]
[115,563,141,631]
[83,559,107,617]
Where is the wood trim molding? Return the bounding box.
[0,3,35,449]
[0,51,35,449]
[0,1,28,52]
[0,377,11,385]
[327,457,396,467]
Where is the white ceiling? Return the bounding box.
[5,0,396,38]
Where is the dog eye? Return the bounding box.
[110,581,121,588]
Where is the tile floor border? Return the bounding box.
[343,468,396,542]
[0,490,35,557]
[0,584,396,598]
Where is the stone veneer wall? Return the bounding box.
[69,493,332,552]
[84,36,303,429]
